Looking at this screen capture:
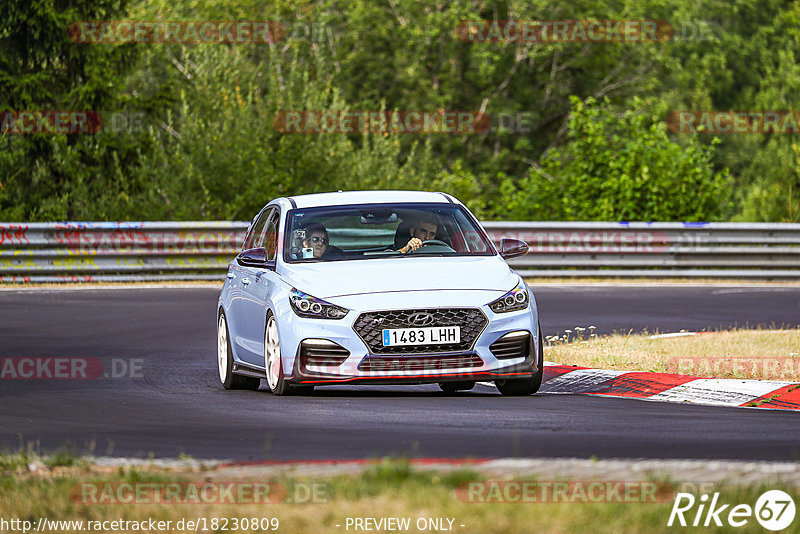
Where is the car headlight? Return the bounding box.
[488,279,529,313]
[289,288,349,319]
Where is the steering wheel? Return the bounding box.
[409,239,455,253]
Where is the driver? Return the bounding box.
[397,213,438,253]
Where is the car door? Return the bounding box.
[238,207,280,367]
[229,207,272,364]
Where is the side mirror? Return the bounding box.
[499,238,529,259]
[237,247,272,268]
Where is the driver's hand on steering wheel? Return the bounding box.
[400,237,423,253]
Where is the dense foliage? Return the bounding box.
[1,0,799,221]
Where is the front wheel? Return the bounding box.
[264,312,313,396]
[495,325,544,396]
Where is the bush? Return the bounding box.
[492,97,730,221]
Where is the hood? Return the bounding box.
[280,255,519,300]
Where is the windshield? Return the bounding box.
[283,203,495,262]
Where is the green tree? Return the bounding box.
[6,0,797,222]
[494,97,729,221]
[0,0,140,220]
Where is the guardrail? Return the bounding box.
[1,221,798,282]
[481,221,800,279]
[0,222,246,283]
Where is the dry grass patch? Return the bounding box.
[546,329,800,381]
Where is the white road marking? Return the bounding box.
[647,379,796,406]
[648,332,697,339]
[542,368,627,393]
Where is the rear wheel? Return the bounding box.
[217,311,260,390]
[438,381,475,393]
[495,325,544,396]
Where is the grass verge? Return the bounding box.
[546,329,800,381]
[1,454,797,534]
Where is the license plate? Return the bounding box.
[382,326,461,346]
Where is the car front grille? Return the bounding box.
[358,353,483,372]
[352,307,488,354]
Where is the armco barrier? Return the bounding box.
[481,221,800,279]
[0,221,798,282]
[0,222,247,283]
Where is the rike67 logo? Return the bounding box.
[668,490,796,531]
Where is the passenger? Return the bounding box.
[301,222,345,259]
[397,213,438,253]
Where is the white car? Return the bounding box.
[216,190,542,395]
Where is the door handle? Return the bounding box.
[242,278,251,286]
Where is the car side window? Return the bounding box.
[243,208,271,250]
[262,209,280,261]
[252,208,276,248]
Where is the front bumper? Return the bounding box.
[279,303,539,386]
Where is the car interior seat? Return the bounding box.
[393,220,413,250]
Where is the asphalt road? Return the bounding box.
[0,285,798,461]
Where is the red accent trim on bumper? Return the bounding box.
[294,370,531,385]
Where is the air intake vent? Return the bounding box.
[489,331,531,360]
[299,339,350,370]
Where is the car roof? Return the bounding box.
[286,190,455,209]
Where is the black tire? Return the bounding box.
[218,311,261,391]
[438,381,475,393]
[495,324,544,396]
